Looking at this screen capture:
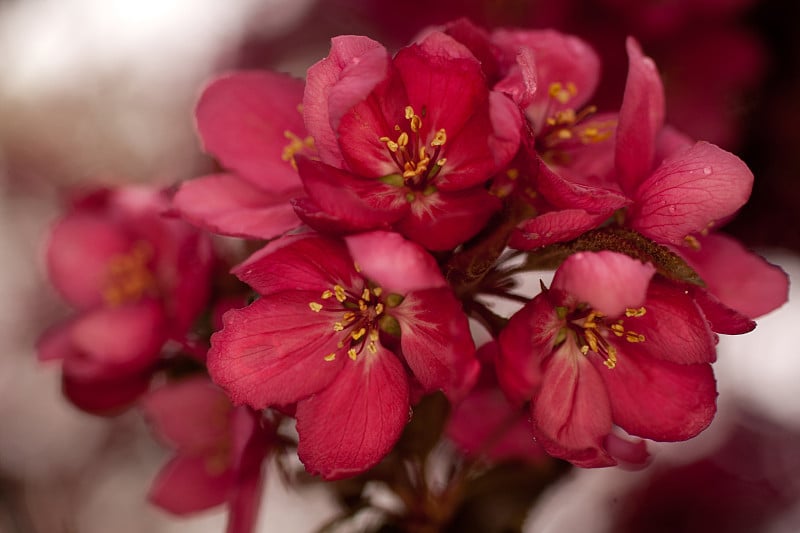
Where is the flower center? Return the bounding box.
[379,105,448,190]
[281,130,316,170]
[307,275,387,362]
[102,241,158,306]
[561,306,647,369]
[537,82,615,166]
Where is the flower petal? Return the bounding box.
[345,231,445,293]
[631,142,753,247]
[149,455,232,515]
[62,370,151,415]
[680,233,788,319]
[391,288,478,402]
[295,345,409,480]
[510,209,610,250]
[207,295,346,408]
[552,251,656,318]
[172,173,301,240]
[597,349,717,441]
[196,71,305,192]
[616,37,665,195]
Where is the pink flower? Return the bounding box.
[208,231,478,479]
[37,187,213,413]
[497,251,718,467]
[297,31,522,250]
[172,71,308,240]
[142,377,273,533]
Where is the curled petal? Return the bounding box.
[631,142,753,247]
[510,209,610,250]
[345,232,445,293]
[552,251,656,318]
[616,37,665,195]
[148,455,232,515]
[172,174,301,240]
[296,345,409,480]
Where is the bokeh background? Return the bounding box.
[1,0,799,531]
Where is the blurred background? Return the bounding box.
[1,0,799,531]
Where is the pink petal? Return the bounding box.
[62,370,151,415]
[510,209,610,250]
[207,295,346,408]
[196,71,305,192]
[615,37,665,195]
[167,227,215,338]
[552,251,656,317]
[534,154,630,213]
[295,344,409,480]
[631,142,754,247]
[532,343,614,465]
[680,233,788,318]
[141,377,232,452]
[621,280,717,365]
[689,287,756,335]
[227,409,269,533]
[233,233,360,297]
[37,320,78,362]
[597,349,717,441]
[496,294,559,406]
[390,288,478,402]
[396,188,501,251]
[303,35,385,167]
[493,46,537,107]
[172,174,301,240]
[149,455,232,515]
[394,32,487,141]
[46,213,133,309]
[68,301,166,379]
[344,231,445,293]
[295,158,407,230]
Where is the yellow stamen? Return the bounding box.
[625,307,647,318]
[333,322,344,332]
[351,327,366,340]
[348,348,358,360]
[361,288,371,301]
[334,285,347,303]
[684,235,701,250]
[372,287,382,297]
[324,353,337,362]
[375,303,384,315]
[431,129,447,147]
[308,302,323,312]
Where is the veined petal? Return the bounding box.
[690,287,756,335]
[552,251,656,318]
[148,455,232,515]
[391,288,478,402]
[233,233,360,297]
[532,343,614,465]
[295,344,409,480]
[680,233,788,319]
[396,188,501,251]
[207,294,347,408]
[534,154,630,213]
[631,142,753,247]
[196,71,306,192]
[616,37,665,195]
[304,35,386,167]
[172,174,301,240]
[597,349,717,441]
[345,231,445,293]
[296,157,407,230]
[510,209,610,250]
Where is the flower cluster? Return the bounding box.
[39,17,788,532]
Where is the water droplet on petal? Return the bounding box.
[668,205,676,213]
[703,166,712,175]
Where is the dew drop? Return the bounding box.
[703,166,712,175]
[668,205,676,213]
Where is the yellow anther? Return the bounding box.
[334,285,347,303]
[548,82,576,104]
[309,302,323,312]
[348,348,358,360]
[324,353,337,362]
[625,331,646,343]
[333,322,344,332]
[397,131,409,147]
[281,130,315,170]
[409,115,422,132]
[380,136,399,152]
[556,129,572,140]
[436,158,447,167]
[369,329,380,341]
[611,323,625,336]
[342,311,356,322]
[361,288,371,301]
[351,327,366,340]
[367,342,378,354]
[358,300,368,312]
[354,262,361,273]
[580,345,590,355]
[506,168,520,180]
[603,345,618,369]
[585,330,600,352]
[375,303,384,315]
[405,106,415,120]
[684,235,701,250]
[321,290,333,300]
[625,307,647,318]
[372,287,382,297]
[431,128,447,147]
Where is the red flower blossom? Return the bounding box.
[298,31,522,250]
[497,251,718,467]
[37,188,213,413]
[142,377,273,533]
[208,231,478,479]
[172,71,309,240]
